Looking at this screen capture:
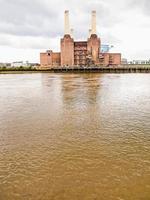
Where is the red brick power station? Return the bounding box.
[40,11,121,68]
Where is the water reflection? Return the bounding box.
[60,74,101,108]
[0,73,150,200]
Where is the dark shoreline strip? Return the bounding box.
[0,67,150,73]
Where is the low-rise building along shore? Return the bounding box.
[40,11,121,69]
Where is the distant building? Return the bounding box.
[121,58,128,65]
[0,63,11,68]
[11,61,27,68]
[10,61,39,68]
[40,11,121,68]
[128,60,150,65]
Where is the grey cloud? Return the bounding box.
[0,0,125,39]
[125,0,150,16]
[0,0,149,50]
[0,0,62,37]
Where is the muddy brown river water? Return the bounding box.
[0,73,150,200]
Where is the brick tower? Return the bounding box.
[40,10,121,68]
[87,11,101,65]
[61,10,74,66]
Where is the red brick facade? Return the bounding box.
[87,34,101,65]
[40,11,121,68]
[40,51,60,69]
[74,41,87,66]
[99,53,121,66]
[61,34,74,66]
[40,34,121,68]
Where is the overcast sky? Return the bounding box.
[0,0,150,63]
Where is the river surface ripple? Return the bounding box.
[0,73,150,200]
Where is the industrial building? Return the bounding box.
[40,11,121,68]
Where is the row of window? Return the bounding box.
[74,48,87,51]
[74,56,86,60]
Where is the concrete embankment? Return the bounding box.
[50,65,150,73]
[0,65,150,73]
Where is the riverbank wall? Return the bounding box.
[0,65,150,73]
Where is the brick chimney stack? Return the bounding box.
[91,10,96,35]
[64,10,70,35]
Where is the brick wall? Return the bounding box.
[61,35,74,66]
[109,53,121,65]
[87,34,101,64]
[40,51,52,68]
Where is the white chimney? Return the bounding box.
[91,10,96,35]
[70,28,74,38]
[64,10,70,35]
[89,29,92,38]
